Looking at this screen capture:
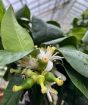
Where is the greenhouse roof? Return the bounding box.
[2,0,88,31]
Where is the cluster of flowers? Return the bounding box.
[10,46,66,102]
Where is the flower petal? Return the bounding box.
[51,55,64,61]
[47,91,52,102]
[54,70,66,81]
[37,50,46,59]
[45,60,53,71]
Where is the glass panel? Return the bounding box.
[74,2,87,10]
[31,8,39,15]
[72,8,82,13]
[29,1,38,9]
[36,0,56,15]
[77,0,88,8]
[30,0,51,10]
[77,0,88,7]
[2,0,9,7]
[12,2,22,12]
[70,11,81,16]
[26,0,36,4]
[40,13,51,18]
[9,0,18,4]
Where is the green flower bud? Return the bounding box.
[31,73,38,82]
[10,69,21,74]
[12,78,34,92]
[45,72,55,82]
[22,69,38,81]
[37,75,47,94]
[21,69,34,77]
[45,72,64,86]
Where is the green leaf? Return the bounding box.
[82,31,88,44]
[44,36,77,47]
[28,85,44,105]
[64,63,88,99]
[59,46,88,78]
[0,50,32,66]
[69,27,87,41]
[0,0,4,37]
[16,5,30,29]
[17,18,30,30]
[71,18,79,28]
[47,20,61,28]
[1,6,34,52]
[0,37,3,49]
[75,96,88,105]
[31,16,64,44]
[16,5,30,19]
[1,75,23,105]
[0,0,4,24]
[82,9,88,19]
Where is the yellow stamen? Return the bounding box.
[47,46,56,55]
[55,78,64,86]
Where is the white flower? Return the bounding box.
[47,90,52,102]
[54,70,66,81]
[18,56,38,70]
[46,87,58,103]
[37,46,63,71]
[45,60,53,71]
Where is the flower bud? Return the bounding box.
[10,69,21,74]
[45,72,56,82]
[45,72,64,86]
[22,70,38,81]
[21,69,34,77]
[12,78,34,92]
[37,75,47,94]
[31,73,38,81]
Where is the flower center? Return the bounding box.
[42,57,48,63]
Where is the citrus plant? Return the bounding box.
[0,5,88,105]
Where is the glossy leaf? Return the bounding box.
[16,5,30,19]
[1,6,34,52]
[47,20,61,28]
[0,0,4,24]
[16,5,30,29]
[28,85,44,105]
[0,37,3,49]
[57,80,88,105]
[59,46,88,78]
[31,16,64,44]
[0,0,4,38]
[82,9,88,19]
[0,50,33,66]
[71,18,79,28]
[69,27,87,41]
[1,75,23,105]
[82,31,88,44]
[64,63,88,99]
[75,96,88,105]
[44,36,77,47]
